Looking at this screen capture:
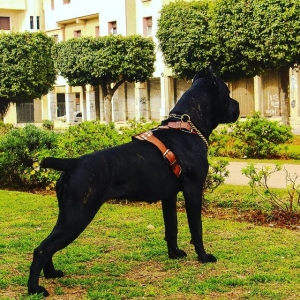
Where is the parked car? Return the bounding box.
[58,111,82,124]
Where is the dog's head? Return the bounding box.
[170,67,240,136]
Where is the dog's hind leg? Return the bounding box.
[43,257,63,279]
[28,196,104,296]
[162,195,187,259]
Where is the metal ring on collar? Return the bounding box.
[180,114,191,122]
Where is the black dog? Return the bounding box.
[28,68,239,296]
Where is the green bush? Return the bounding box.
[0,120,161,190]
[242,163,300,213]
[42,119,54,131]
[55,121,127,158]
[204,158,229,194]
[209,112,293,159]
[119,118,159,138]
[0,121,14,136]
[0,124,58,189]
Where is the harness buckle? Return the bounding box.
[163,149,176,165]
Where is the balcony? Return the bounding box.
[56,13,99,26]
[0,0,25,10]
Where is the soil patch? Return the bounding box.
[203,206,300,230]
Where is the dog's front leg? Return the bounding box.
[162,196,187,259]
[184,188,217,263]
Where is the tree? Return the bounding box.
[156,0,213,79]
[0,31,56,116]
[157,0,300,124]
[210,0,300,124]
[53,37,97,116]
[210,0,300,80]
[54,34,156,123]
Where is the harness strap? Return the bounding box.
[134,130,182,178]
[157,121,197,134]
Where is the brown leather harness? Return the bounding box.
[133,119,208,178]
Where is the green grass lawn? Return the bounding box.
[1,190,300,300]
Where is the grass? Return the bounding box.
[1,190,300,299]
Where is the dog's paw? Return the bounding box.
[198,253,217,263]
[28,285,50,297]
[44,269,64,279]
[168,248,187,259]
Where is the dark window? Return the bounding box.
[52,34,59,42]
[0,16,10,30]
[143,17,152,36]
[17,100,34,123]
[108,21,117,34]
[74,30,81,38]
[36,16,40,29]
[75,92,80,111]
[57,93,66,117]
[95,26,99,37]
[30,16,34,29]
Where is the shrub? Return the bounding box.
[42,119,54,131]
[0,121,14,136]
[209,112,293,159]
[55,121,127,158]
[0,124,58,189]
[242,163,300,213]
[204,158,229,194]
[119,118,160,139]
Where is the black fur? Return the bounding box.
[28,69,239,296]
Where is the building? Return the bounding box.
[0,0,44,123]
[2,0,300,128]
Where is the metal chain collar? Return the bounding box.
[168,114,209,149]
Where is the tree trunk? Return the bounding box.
[81,85,86,120]
[94,85,100,120]
[104,94,112,124]
[100,79,126,124]
[279,67,290,126]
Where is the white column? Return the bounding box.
[160,76,167,120]
[290,67,298,125]
[134,82,144,120]
[47,90,56,120]
[65,85,75,124]
[86,85,96,121]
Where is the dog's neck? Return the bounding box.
[167,79,214,141]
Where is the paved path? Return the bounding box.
[225,162,300,188]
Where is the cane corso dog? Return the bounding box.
[28,68,239,296]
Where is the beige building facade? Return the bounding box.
[2,0,300,129]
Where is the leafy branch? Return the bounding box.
[242,164,300,213]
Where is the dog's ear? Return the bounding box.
[205,66,219,92]
[192,70,206,84]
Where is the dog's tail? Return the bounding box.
[40,157,78,172]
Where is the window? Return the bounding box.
[0,17,10,30]
[30,16,34,29]
[143,17,152,37]
[36,16,40,30]
[95,26,99,37]
[108,21,117,34]
[52,34,59,42]
[74,30,81,38]
[75,93,80,111]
